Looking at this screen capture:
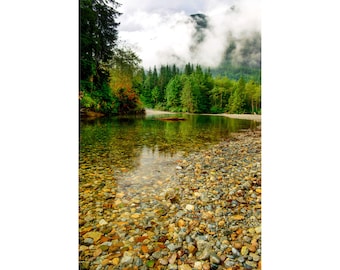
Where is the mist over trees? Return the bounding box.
[79,0,261,116]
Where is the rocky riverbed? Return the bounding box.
[79,128,261,270]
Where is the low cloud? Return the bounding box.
[118,0,261,69]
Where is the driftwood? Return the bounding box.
[159,117,186,121]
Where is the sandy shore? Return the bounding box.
[145,109,261,122]
[145,109,177,115]
[217,113,261,122]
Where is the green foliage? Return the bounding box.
[137,63,261,114]
[80,0,121,73]
[80,0,123,115]
[210,105,224,114]
[80,92,96,109]
[180,75,197,113]
[165,75,182,111]
[108,46,144,115]
[226,78,246,113]
[79,81,119,115]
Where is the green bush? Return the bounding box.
[80,93,96,109]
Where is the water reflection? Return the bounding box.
[79,113,259,192]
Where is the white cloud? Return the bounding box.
[118,0,261,68]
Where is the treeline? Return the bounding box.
[137,63,261,114]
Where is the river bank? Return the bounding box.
[145,109,261,122]
[79,124,261,269]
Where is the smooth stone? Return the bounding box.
[224,258,235,267]
[209,252,221,264]
[120,251,134,265]
[241,246,249,256]
[83,238,93,245]
[185,204,195,211]
[168,253,177,264]
[83,231,102,242]
[237,256,245,263]
[243,236,252,243]
[178,219,186,227]
[245,260,258,268]
[159,258,168,265]
[98,219,108,226]
[131,213,141,219]
[167,243,180,252]
[197,247,211,260]
[231,247,240,257]
[178,265,192,270]
[152,251,162,259]
[176,211,185,218]
[185,235,193,243]
[101,259,111,266]
[233,242,242,249]
[134,257,143,266]
[196,240,211,251]
[248,228,256,234]
[168,264,178,270]
[188,244,197,254]
[194,261,203,269]
[202,262,210,270]
[112,258,119,265]
[250,253,260,262]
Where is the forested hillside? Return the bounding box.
[79,0,261,116]
[138,63,261,114]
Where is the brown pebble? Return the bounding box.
[112,258,119,265]
[101,259,111,266]
[248,244,257,252]
[233,242,243,249]
[178,219,186,227]
[202,262,210,270]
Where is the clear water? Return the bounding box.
[79,113,259,195]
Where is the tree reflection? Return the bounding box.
[79,114,260,179]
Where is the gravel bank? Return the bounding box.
[145,109,261,122]
[79,128,261,270]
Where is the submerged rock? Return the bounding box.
[79,129,261,269]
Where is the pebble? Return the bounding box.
[185,204,195,211]
[209,252,221,264]
[241,246,249,256]
[152,251,162,259]
[245,260,258,268]
[197,248,211,260]
[79,129,261,269]
[179,265,192,270]
[120,251,134,265]
[232,247,240,257]
[250,253,260,262]
[194,261,203,269]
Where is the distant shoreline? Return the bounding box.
[145,109,261,122]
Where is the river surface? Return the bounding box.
[79,113,259,198]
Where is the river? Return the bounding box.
[79,113,259,197]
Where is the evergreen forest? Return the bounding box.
[80,0,261,116]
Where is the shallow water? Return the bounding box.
[79,113,259,196]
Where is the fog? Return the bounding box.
[118,0,261,69]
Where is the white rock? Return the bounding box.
[185,204,195,211]
[99,219,108,226]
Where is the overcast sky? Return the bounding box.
[117,0,261,68]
